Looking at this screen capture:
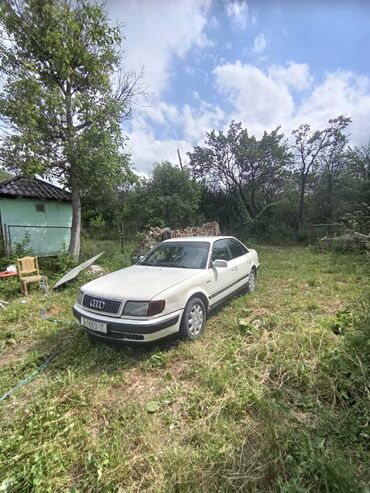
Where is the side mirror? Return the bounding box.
[212,259,228,268]
[132,255,144,264]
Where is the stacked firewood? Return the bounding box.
[135,221,220,256]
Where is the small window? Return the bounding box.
[35,204,45,213]
[211,239,231,262]
[228,239,247,259]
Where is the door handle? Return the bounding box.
[231,267,237,272]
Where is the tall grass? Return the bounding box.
[0,246,369,492]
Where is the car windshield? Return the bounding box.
[140,241,210,269]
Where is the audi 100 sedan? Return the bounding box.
[73,236,259,343]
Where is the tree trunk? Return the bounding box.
[298,175,306,232]
[327,175,333,222]
[65,81,81,260]
[236,182,252,220]
[69,178,81,260]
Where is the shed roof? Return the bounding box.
[0,176,71,202]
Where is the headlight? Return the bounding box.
[77,290,84,305]
[123,300,166,317]
[123,301,149,317]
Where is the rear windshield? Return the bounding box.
[140,241,210,269]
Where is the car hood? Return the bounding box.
[82,264,200,300]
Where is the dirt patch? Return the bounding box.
[91,370,163,408]
[324,299,344,314]
[290,409,318,427]
[0,339,34,369]
[165,358,192,378]
[250,307,272,318]
[45,307,64,318]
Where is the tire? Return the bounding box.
[247,267,257,293]
[180,297,207,340]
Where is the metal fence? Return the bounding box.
[3,224,71,257]
[307,223,346,241]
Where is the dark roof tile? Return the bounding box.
[0,176,71,202]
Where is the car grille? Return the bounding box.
[82,294,122,315]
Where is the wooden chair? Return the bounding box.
[17,256,47,296]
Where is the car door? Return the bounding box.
[207,239,235,307]
[226,238,251,288]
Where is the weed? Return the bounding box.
[0,245,369,491]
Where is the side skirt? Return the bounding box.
[208,282,248,313]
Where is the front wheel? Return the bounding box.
[247,268,257,292]
[179,297,206,340]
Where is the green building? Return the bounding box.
[0,176,72,257]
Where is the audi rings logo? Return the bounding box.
[89,299,105,310]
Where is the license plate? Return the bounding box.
[81,317,107,334]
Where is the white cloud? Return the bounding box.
[269,61,312,91]
[294,70,370,144]
[213,61,370,145]
[252,33,267,54]
[181,102,225,141]
[127,100,225,172]
[213,61,294,133]
[225,1,250,29]
[109,0,211,96]
[126,116,192,174]
[143,102,179,126]
[129,60,370,173]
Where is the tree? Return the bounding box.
[123,161,202,230]
[317,130,348,221]
[237,126,292,220]
[0,0,141,258]
[188,122,248,218]
[188,121,291,224]
[291,116,351,230]
[346,142,370,182]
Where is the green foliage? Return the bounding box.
[39,252,75,277]
[89,213,106,233]
[79,235,134,271]
[123,161,202,230]
[188,121,292,226]
[0,169,13,182]
[0,0,138,257]
[0,246,369,491]
[185,118,368,243]
[0,275,20,300]
[341,202,370,234]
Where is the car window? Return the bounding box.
[140,241,210,269]
[211,239,231,262]
[228,238,246,259]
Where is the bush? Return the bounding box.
[80,236,136,271]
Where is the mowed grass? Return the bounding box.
[0,246,369,492]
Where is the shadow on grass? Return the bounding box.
[28,320,181,376]
[27,285,248,378]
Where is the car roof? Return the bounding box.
[162,236,237,244]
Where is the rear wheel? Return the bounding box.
[247,268,257,292]
[180,297,206,340]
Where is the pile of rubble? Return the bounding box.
[135,221,220,256]
[320,231,370,250]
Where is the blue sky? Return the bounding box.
[108,0,370,173]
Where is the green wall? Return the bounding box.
[0,197,72,256]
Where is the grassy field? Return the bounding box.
[0,246,369,492]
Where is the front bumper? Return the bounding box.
[73,304,182,343]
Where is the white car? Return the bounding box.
[73,236,259,344]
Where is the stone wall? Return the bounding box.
[135,221,221,256]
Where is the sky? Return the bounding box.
[107,0,370,174]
